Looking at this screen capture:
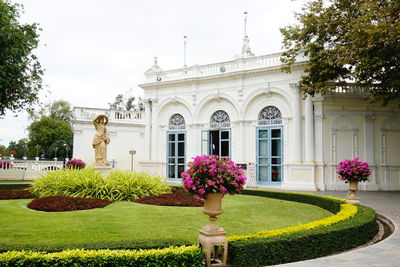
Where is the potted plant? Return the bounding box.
[181,154,246,218]
[336,157,371,204]
[182,155,246,266]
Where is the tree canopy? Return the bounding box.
[27,117,73,159]
[280,0,400,104]
[28,100,74,124]
[0,1,43,116]
[108,93,144,111]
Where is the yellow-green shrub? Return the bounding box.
[0,246,203,267]
[228,204,357,242]
[31,168,171,201]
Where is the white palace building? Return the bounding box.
[73,39,400,191]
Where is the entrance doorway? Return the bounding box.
[256,127,283,185]
[202,129,230,157]
[167,131,186,180]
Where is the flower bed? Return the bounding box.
[28,196,111,212]
[134,187,203,207]
[0,186,35,199]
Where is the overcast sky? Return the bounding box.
[0,0,304,146]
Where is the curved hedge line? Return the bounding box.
[228,189,378,266]
[0,246,203,267]
[0,189,377,266]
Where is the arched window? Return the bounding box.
[258,106,282,125]
[169,114,186,130]
[210,110,230,128]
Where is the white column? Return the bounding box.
[290,84,302,162]
[144,100,152,160]
[150,99,158,160]
[304,96,315,162]
[363,115,378,190]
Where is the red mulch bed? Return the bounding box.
[28,196,111,212]
[134,187,204,207]
[0,186,35,199]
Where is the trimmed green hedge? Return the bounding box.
[228,190,378,266]
[0,188,378,266]
[0,239,193,253]
[0,246,203,267]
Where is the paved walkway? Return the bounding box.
[276,191,400,267]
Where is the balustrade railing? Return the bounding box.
[327,83,373,96]
[146,52,308,83]
[74,107,144,122]
[0,160,64,171]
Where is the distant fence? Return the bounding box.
[0,159,65,180]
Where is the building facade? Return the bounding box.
[73,51,400,191]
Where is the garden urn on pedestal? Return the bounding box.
[181,155,247,267]
[346,180,360,204]
[198,193,227,267]
[336,157,371,205]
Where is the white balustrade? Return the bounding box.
[147,52,308,83]
[328,84,372,95]
[0,159,65,180]
[74,107,144,123]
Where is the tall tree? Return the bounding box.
[280,0,400,104]
[108,93,144,111]
[0,1,44,116]
[7,138,28,158]
[27,117,73,159]
[28,100,74,123]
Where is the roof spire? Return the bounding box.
[183,36,187,67]
[241,11,254,57]
[244,11,248,38]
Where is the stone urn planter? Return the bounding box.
[201,193,225,233]
[199,193,227,267]
[182,155,247,267]
[346,180,360,204]
[336,157,371,205]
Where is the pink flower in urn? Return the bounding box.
[336,157,371,183]
[181,155,247,199]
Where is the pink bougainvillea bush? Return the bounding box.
[181,155,246,199]
[336,157,371,182]
[65,159,86,169]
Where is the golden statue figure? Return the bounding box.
[92,115,110,166]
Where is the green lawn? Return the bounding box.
[0,194,332,249]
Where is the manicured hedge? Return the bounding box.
[228,190,378,266]
[0,239,194,253]
[0,246,203,267]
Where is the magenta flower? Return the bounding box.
[65,159,86,169]
[181,155,246,199]
[336,157,371,182]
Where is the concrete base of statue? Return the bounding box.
[94,165,112,177]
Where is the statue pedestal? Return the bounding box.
[94,166,112,177]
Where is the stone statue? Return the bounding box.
[241,36,254,57]
[92,115,110,166]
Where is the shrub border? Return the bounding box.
[0,189,377,266]
[227,189,378,266]
[0,246,203,267]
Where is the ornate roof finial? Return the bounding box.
[154,56,158,65]
[241,12,254,58]
[244,11,248,38]
[183,36,187,67]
